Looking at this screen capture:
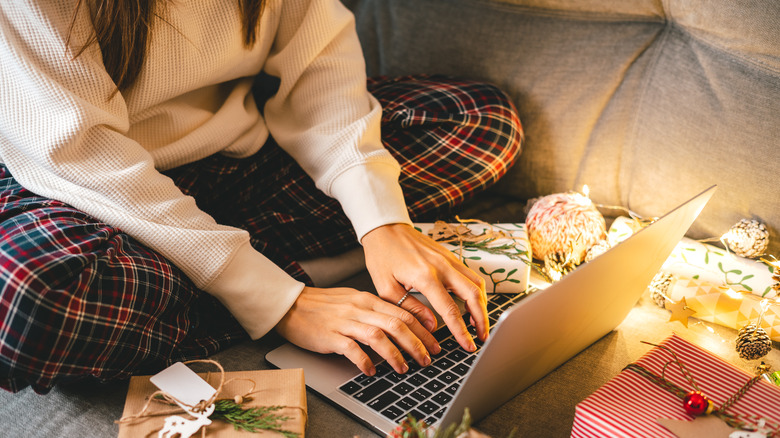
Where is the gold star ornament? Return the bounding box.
[666,296,696,328]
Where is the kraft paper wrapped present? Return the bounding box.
[571,334,780,438]
[118,368,306,437]
[414,222,531,293]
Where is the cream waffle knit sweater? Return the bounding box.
[0,0,412,338]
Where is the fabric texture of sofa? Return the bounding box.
[1,1,778,436]
[345,0,780,255]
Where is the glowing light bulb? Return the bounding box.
[724,288,743,300]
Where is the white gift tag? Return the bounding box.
[149,362,217,407]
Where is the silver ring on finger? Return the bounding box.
[396,291,410,307]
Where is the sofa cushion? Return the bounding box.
[344,0,780,256]
[670,0,780,71]
[614,25,780,246]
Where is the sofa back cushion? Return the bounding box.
[343,0,780,256]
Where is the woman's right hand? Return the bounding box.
[274,286,441,375]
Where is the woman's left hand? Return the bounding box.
[361,223,489,352]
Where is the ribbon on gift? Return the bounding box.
[571,334,780,438]
[623,342,779,434]
[427,218,512,259]
[417,218,533,292]
[117,360,306,438]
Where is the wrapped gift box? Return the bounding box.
[609,216,777,299]
[669,277,780,342]
[414,222,531,293]
[571,334,780,437]
[608,217,780,339]
[118,368,306,437]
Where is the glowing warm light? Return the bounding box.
[582,184,590,198]
[724,288,744,300]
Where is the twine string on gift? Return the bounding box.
[117,359,305,437]
[117,359,226,424]
[428,216,541,278]
[623,342,778,435]
[428,217,509,260]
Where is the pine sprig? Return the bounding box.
[211,399,299,437]
[388,409,517,438]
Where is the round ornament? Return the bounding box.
[723,219,769,259]
[682,391,714,416]
[648,272,675,309]
[735,323,773,361]
[526,192,606,265]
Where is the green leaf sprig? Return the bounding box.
[210,398,299,437]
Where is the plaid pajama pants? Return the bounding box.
[0,75,522,393]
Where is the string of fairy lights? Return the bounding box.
[524,186,780,379]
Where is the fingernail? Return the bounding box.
[425,320,436,332]
[367,366,376,376]
[402,362,410,373]
[468,341,477,352]
[423,354,431,367]
[432,343,441,355]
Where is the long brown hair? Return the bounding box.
[70,0,266,92]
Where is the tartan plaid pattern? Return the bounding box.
[0,75,522,393]
[0,175,248,393]
[370,75,523,216]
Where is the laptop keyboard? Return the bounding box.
[338,292,527,426]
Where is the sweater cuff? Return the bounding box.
[205,242,305,339]
[330,162,413,242]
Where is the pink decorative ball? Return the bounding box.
[525,192,606,263]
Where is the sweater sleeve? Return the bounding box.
[0,2,303,339]
[263,0,412,241]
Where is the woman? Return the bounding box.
[0,0,522,392]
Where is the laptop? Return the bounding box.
[266,186,716,435]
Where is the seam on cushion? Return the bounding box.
[619,14,673,206]
[575,23,665,201]
[669,23,780,76]
[665,0,780,75]
[468,0,666,23]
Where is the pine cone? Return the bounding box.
[724,219,769,258]
[735,323,773,361]
[585,239,611,263]
[544,251,578,282]
[648,272,675,308]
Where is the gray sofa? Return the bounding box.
[2,0,779,437]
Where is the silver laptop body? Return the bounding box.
[266,186,716,435]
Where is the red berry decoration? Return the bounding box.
[388,416,426,438]
[683,391,713,416]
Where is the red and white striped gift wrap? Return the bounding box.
[570,334,780,437]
